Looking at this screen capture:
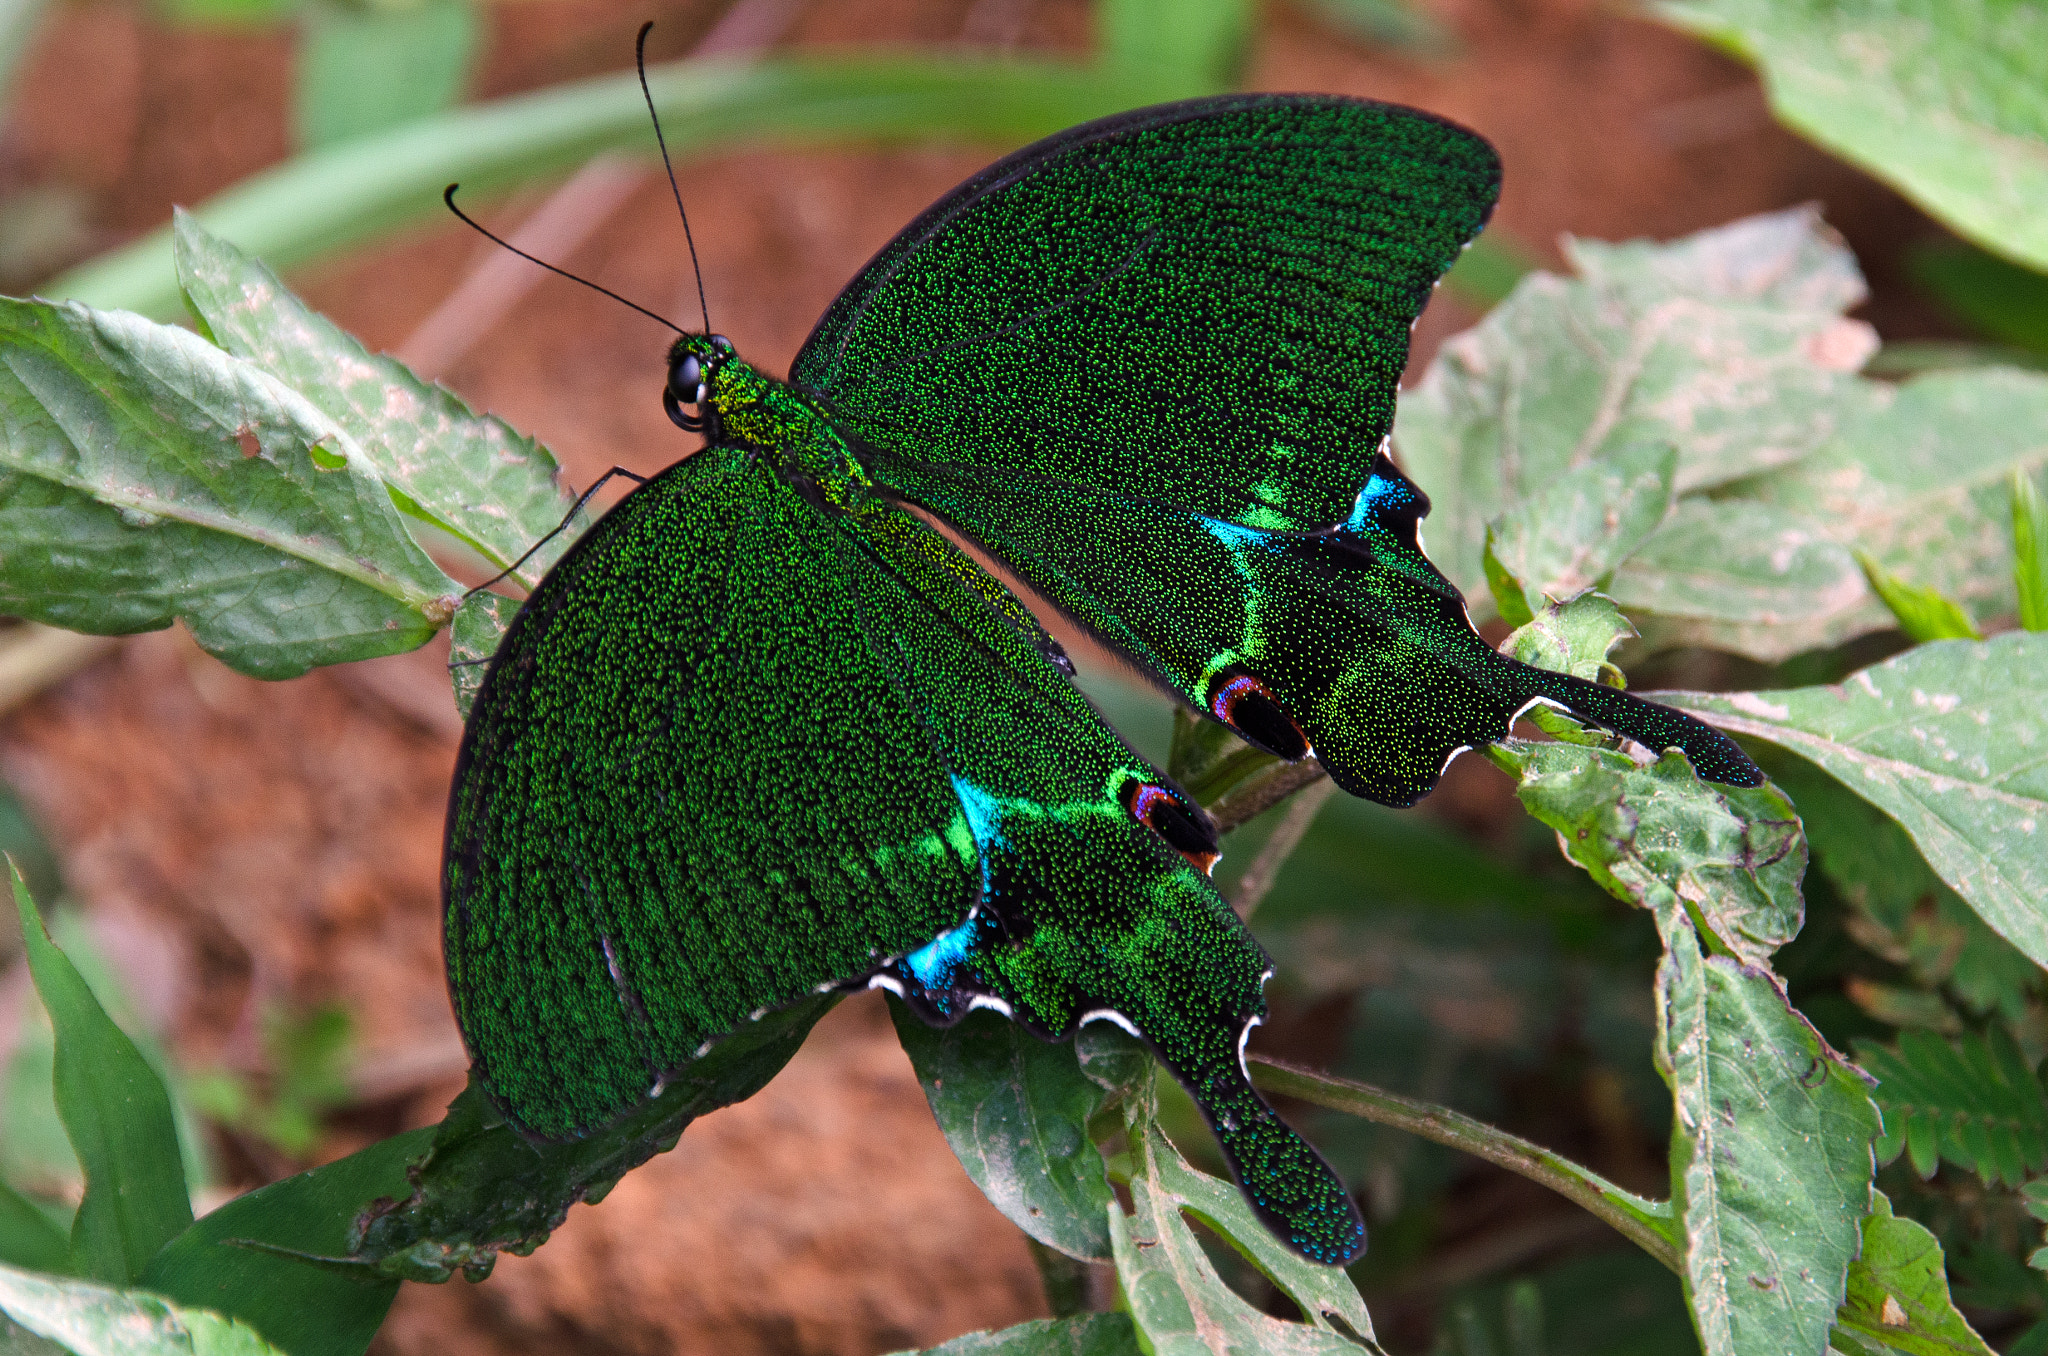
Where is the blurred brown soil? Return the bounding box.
[0,0,1965,1352]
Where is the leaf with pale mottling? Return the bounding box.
[448,590,516,719]
[1483,440,1676,624]
[1491,742,1806,965]
[1655,0,2048,274]
[173,211,578,586]
[1608,498,1866,663]
[0,297,457,677]
[0,1261,289,1356]
[888,1315,1141,1356]
[1664,633,2048,969]
[1394,206,1875,609]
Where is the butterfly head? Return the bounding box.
[663,333,737,435]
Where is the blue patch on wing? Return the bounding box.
[905,917,979,991]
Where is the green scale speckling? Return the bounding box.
[446,93,1761,1271]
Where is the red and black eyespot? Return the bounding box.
[1209,668,1309,761]
[1120,779,1220,875]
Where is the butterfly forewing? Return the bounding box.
[793,94,1501,533]
[445,449,979,1136]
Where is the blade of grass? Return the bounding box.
[10,858,191,1284]
[2016,468,2048,632]
[51,53,1204,321]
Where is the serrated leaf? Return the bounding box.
[1653,0,2048,275]
[0,1261,292,1356]
[0,297,458,678]
[1110,1128,1374,1356]
[889,1314,1141,1356]
[1491,742,1805,965]
[1857,1029,2048,1188]
[1832,1191,1995,1356]
[171,211,577,586]
[888,1003,1118,1261]
[1503,591,1637,685]
[1482,440,1677,625]
[1663,633,2048,969]
[295,0,477,151]
[1654,905,1879,1356]
[140,1129,429,1356]
[12,864,190,1286]
[349,996,834,1282]
[1395,206,1876,609]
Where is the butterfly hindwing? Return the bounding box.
[792,94,1501,533]
[838,502,1367,1263]
[445,449,982,1137]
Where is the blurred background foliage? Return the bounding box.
[0,0,2046,1353]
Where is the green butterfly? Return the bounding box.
[444,93,1761,1267]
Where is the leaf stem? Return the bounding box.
[1247,1055,1680,1273]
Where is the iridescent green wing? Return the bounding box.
[839,505,1366,1265]
[790,94,1500,532]
[793,94,1760,800]
[876,454,1761,804]
[443,448,979,1138]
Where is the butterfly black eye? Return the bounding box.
[710,334,733,353]
[673,354,701,394]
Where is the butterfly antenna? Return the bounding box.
[441,184,683,335]
[636,21,710,334]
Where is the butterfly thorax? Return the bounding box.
[668,336,873,513]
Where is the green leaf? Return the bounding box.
[1490,743,1805,966]
[0,297,459,678]
[1503,590,1636,686]
[1395,206,1876,610]
[350,995,835,1282]
[1604,497,1865,663]
[1652,904,1879,1356]
[1110,1128,1376,1355]
[1482,440,1676,625]
[1855,552,1982,643]
[0,1177,69,1274]
[171,211,578,586]
[446,590,514,719]
[1857,1029,2048,1188]
[11,862,190,1285]
[1653,0,2048,274]
[2016,466,2048,632]
[888,1003,1118,1262]
[888,1314,1141,1356]
[1832,1191,1995,1356]
[295,0,477,151]
[0,1261,292,1356]
[1709,370,2048,658]
[140,1129,432,1356]
[1663,633,2048,970]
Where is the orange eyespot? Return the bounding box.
[1121,779,1220,875]
[1209,669,1309,761]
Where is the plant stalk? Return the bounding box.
[1248,1055,1681,1273]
